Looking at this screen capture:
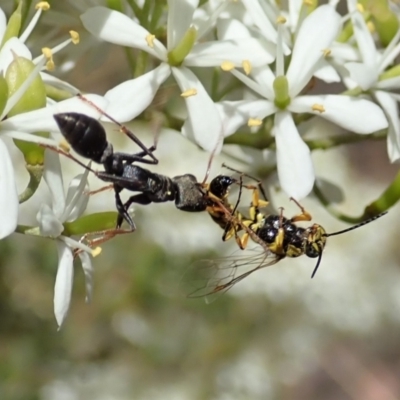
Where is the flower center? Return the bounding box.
[167,26,197,66]
[273,76,290,109]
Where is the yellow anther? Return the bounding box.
[242,60,251,75]
[312,104,325,113]
[221,61,235,71]
[248,118,262,127]
[367,21,375,33]
[276,16,286,24]
[35,2,50,10]
[69,31,80,45]
[356,3,365,13]
[59,139,71,153]
[91,247,102,257]
[322,48,331,57]
[42,47,52,57]
[303,0,313,6]
[42,47,54,70]
[181,88,197,97]
[146,34,155,48]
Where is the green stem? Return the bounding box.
[126,0,142,21]
[363,169,400,217]
[149,1,164,32]
[215,79,243,102]
[18,165,43,203]
[313,184,366,224]
[224,130,274,149]
[133,50,149,78]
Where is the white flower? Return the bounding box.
[37,149,93,328]
[81,1,273,152]
[0,93,108,240]
[218,5,388,199]
[0,4,80,239]
[343,0,400,162]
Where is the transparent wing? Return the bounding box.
[184,246,283,303]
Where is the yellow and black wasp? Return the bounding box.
[187,168,387,299]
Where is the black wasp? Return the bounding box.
[53,111,241,231]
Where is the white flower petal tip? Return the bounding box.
[344,62,377,90]
[79,252,94,304]
[0,140,18,239]
[54,242,74,329]
[37,204,64,237]
[172,67,223,152]
[274,112,315,200]
[104,63,171,122]
[290,95,389,134]
[80,7,164,58]
[286,5,342,97]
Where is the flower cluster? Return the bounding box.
[1,0,399,326]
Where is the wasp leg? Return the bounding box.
[289,197,312,222]
[222,163,269,202]
[265,207,286,256]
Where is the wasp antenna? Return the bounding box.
[324,211,388,238]
[311,251,323,278]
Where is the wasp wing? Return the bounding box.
[184,246,283,303]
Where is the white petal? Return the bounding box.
[286,5,341,97]
[167,0,198,50]
[274,111,314,199]
[313,59,341,83]
[329,42,360,62]
[217,17,253,40]
[63,170,90,222]
[344,62,378,90]
[379,34,400,72]
[251,66,276,100]
[78,251,94,303]
[0,37,32,74]
[348,2,377,67]
[1,131,57,146]
[44,149,65,218]
[40,72,79,93]
[186,38,274,67]
[241,0,278,43]
[290,95,388,133]
[0,139,18,239]
[54,241,74,328]
[376,76,400,90]
[0,94,108,133]
[288,0,303,30]
[81,7,166,60]
[104,63,171,121]
[37,203,64,237]
[374,90,400,162]
[216,99,275,136]
[230,68,271,99]
[172,66,223,152]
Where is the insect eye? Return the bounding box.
[305,243,321,258]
